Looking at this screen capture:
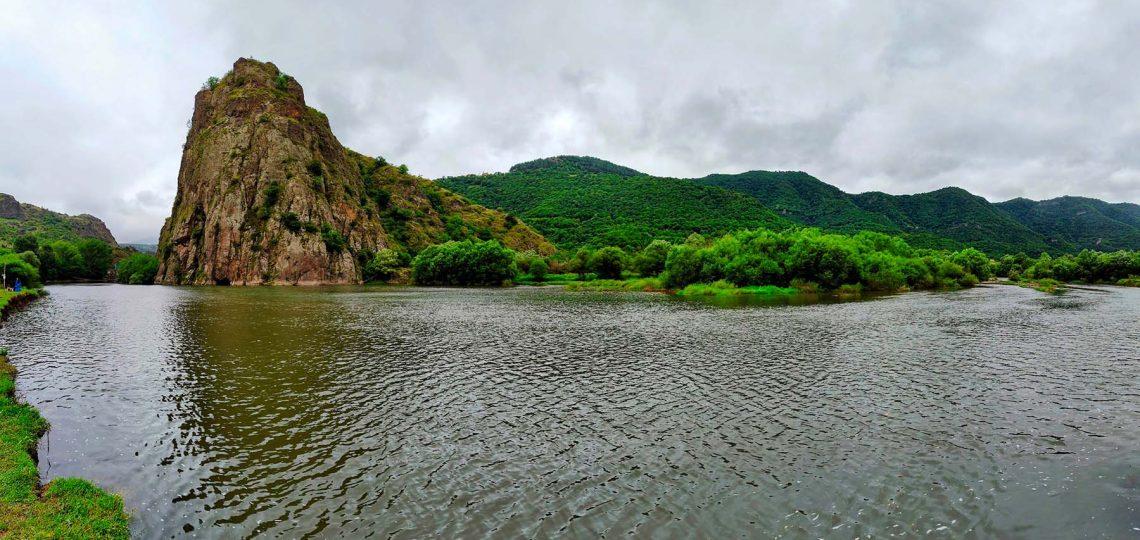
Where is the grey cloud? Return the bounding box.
[2,0,1139,242]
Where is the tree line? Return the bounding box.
[391,228,1139,292]
[0,235,160,288]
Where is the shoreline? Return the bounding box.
[0,289,130,538]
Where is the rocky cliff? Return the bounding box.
[157,58,553,285]
[0,193,118,246]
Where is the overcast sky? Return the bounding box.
[2,1,1139,242]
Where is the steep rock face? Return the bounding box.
[0,193,118,246]
[157,59,552,285]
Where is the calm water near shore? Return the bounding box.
[2,284,1137,538]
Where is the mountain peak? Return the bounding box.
[508,156,641,177]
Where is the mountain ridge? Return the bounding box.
[0,193,118,247]
[442,156,1136,255]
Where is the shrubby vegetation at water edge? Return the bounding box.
[411,239,519,286]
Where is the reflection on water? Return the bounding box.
[2,284,1138,538]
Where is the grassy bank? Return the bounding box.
[564,277,667,292]
[675,280,799,297]
[0,291,129,538]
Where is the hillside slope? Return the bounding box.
[848,188,1051,255]
[695,171,898,233]
[0,193,117,247]
[156,58,551,285]
[996,196,1140,252]
[438,156,792,249]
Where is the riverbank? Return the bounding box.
[0,290,129,538]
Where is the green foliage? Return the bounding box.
[115,253,159,285]
[320,224,347,253]
[274,72,289,91]
[997,196,1140,253]
[438,157,790,250]
[280,211,303,233]
[12,236,37,254]
[0,253,41,287]
[529,258,549,282]
[364,249,402,282]
[306,159,323,177]
[398,164,409,174]
[589,246,628,279]
[411,239,518,286]
[1013,249,1140,284]
[75,239,113,280]
[203,76,220,90]
[659,228,987,292]
[633,240,671,277]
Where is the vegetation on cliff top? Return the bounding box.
[156,58,553,286]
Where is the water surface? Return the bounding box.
[2,284,1138,538]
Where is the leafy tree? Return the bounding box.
[364,249,402,282]
[76,239,113,279]
[633,240,671,277]
[411,239,518,286]
[12,235,38,254]
[116,253,159,285]
[589,247,627,279]
[529,259,549,282]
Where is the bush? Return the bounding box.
[203,76,220,90]
[274,72,289,91]
[12,235,38,254]
[281,212,303,233]
[76,239,113,280]
[364,249,402,282]
[0,253,41,287]
[633,240,671,277]
[411,239,518,286]
[321,224,347,253]
[529,259,549,282]
[589,247,627,279]
[116,253,159,285]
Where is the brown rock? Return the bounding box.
[157,58,553,285]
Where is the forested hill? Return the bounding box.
[438,156,791,249]
[441,156,1138,255]
[847,188,1050,255]
[996,196,1140,252]
[0,193,118,248]
[698,170,1136,254]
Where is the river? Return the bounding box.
[2,284,1137,538]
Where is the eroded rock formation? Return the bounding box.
[157,58,552,285]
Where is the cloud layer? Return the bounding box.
[2,1,1139,242]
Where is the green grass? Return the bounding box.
[515,273,584,286]
[564,277,666,292]
[676,280,798,297]
[1007,278,1065,294]
[0,294,129,538]
[1118,277,1140,287]
[0,289,44,315]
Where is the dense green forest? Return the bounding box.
[996,197,1140,252]
[438,156,791,249]
[0,235,159,287]
[697,174,1052,254]
[441,156,1138,257]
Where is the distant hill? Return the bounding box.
[0,193,118,247]
[696,171,898,233]
[996,196,1140,252]
[443,156,1136,255]
[438,156,792,249]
